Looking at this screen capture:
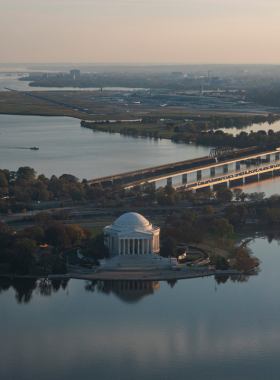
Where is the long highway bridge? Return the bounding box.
[87,144,280,189]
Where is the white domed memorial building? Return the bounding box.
[103,212,160,255]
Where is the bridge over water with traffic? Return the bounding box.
[87,143,280,190]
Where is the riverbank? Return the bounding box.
[0,269,238,282]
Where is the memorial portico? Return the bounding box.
[103,212,160,255]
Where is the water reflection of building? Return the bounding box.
[109,280,160,304]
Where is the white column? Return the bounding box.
[145,239,147,254]
[151,238,153,253]
[133,239,135,255]
[118,238,121,255]
[141,239,144,254]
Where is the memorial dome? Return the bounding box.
[114,212,150,229]
[104,212,160,255]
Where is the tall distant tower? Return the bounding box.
[70,69,80,80]
[199,85,203,97]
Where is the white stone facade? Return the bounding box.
[103,212,160,255]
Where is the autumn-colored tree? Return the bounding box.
[231,246,260,271]
[66,225,86,247]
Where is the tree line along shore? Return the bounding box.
[81,114,280,148]
[2,165,280,276]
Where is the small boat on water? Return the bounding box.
[30,147,39,150]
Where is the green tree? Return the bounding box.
[237,205,247,220]
[201,205,213,216]
[38,189,49,201]
[263,207,271,221]
[82,228,93,241]
[232,188,243,201]
[45,225,69,248]
[202,188,214,201]
[214,218,234,240]
[164,185,175,196]
[0,173,8,188]
[23,226,45,245]
[34,211,54,228]
[12,238,36,274]
[87,233,110,261]
[160,236,177,258]
[17,167,36,182]
[52,258,67,274]
[216,256,230,270]
[189,225,206,247]
[157,194,175,206]
[216,188,233,203]
[225,204,239,218]
[240,192,248,202]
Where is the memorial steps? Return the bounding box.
[103,253,174,269]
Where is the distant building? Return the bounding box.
[171,71,183,76]
[70,69,81,80]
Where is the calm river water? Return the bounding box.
[0,114,211,179]
[0,238,280,380]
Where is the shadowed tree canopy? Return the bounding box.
[216,187,233,203]
[17,167,36,182]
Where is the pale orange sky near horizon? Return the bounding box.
[1,0,280,64]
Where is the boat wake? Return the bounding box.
[0,146,29,149]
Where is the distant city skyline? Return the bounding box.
[1,0,280,63]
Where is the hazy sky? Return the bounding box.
[1,0,280,63]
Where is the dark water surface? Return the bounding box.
[0,238,280,380]
[0,114,211,179]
